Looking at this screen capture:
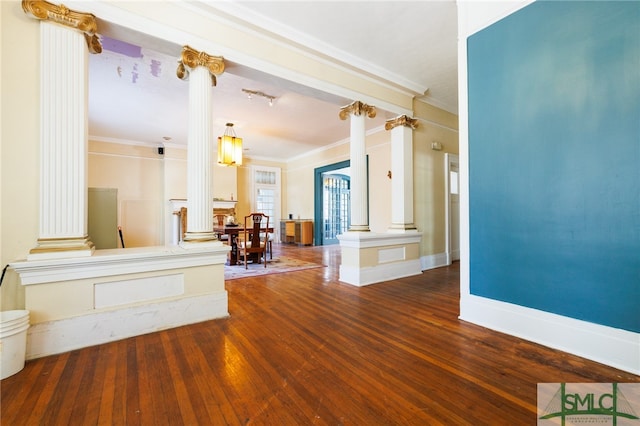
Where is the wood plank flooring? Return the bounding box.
[1,244,638,425]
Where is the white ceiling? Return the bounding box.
[88,1,458,162]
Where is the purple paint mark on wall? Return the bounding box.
[101,35,143,58]
[131,63,139,83]
[150,60,162,77]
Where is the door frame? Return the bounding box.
[444,153,460,265]
[314,160,350,246]
[250,165,281,242]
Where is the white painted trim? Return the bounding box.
[338,231,422,248]
[339,259,422,287]
[444,153,460,266]
[11,245,230,285]
[414,113,460,133]
[179,1,427,97]
[463,1,536,37]
[287,124,386,165]
[94,274,185,309]
[249,165,282,243]
[421,252,449,271]
[378,247,406,264]
[460,295,640,375]
[26,291,229,360]
[70,1,413,117]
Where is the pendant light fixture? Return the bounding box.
[217,122,243,166]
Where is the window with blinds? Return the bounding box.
[255,170,276,185]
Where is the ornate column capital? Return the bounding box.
[385,115,418,131]
[22,0,102,53]
[339,101,377,120]
[177,45,225,86]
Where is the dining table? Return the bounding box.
[214,225,274,266]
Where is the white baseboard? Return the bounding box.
[421,252,449,271]
[460,294,640,375]
[26,291,229,360]
[340,259,422,286]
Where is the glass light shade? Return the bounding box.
[217,125,243,166]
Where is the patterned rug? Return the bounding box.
[224,256,325,280]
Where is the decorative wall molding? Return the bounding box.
[338,230,422,249]
[68,1,415,116]
[182,1,429,98]
[338,231,423,286]
[26,291,229,359]
[12,245,229,285]
[339,259,422,287]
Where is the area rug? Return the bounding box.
[224,256,325,280]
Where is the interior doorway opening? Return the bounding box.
[445,153,460,264]
[322,173,350,245]
[314,160,350,245]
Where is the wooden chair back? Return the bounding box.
[237,213,269,269]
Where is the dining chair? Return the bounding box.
[260,231,274,259]
[236,213,269,269]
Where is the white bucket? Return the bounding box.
[0,310,30,380]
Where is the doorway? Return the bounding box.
[445,154,460,264]
[321,173,350,245]
[251,166,281,242]
[314,160,350,245]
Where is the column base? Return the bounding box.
[182,231,217,242]
[388,223,418,232]
[28,237,95,260]
[180,232,222,249]
[347,225,370,232]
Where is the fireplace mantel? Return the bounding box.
[167,199,237,245]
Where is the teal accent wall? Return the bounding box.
[468,1,639,332]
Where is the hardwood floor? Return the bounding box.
[1,244,638,425]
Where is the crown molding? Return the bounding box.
[70,1,414,116]
[177,1,425,99]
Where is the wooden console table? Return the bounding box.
[281,220,313,245]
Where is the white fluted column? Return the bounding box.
[339,101,376,232]
[177,46,225,246]
[386,115,418,231]
[23,2,102,260]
